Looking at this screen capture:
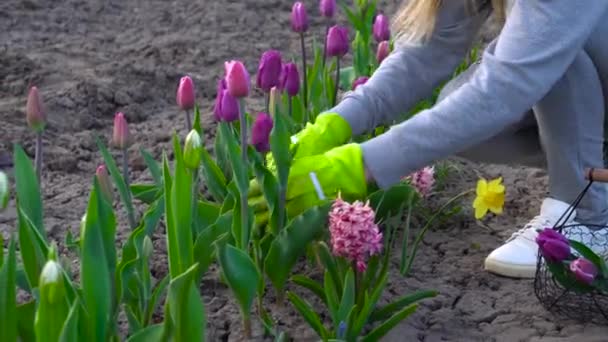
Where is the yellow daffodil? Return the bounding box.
[473,177,505,219]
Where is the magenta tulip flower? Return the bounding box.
[176,76,195,110]
[377,40,390,64]
[352,76,369,90]
[320,0,336,18]
[112,112,131,150]
[570,258,599,285]
[219,89,239,122]
[213,78,227,121]
[251,112,274,153]
[291,2,309,33]
[26,86,45,132]
[326,25,349,58]
[225,60,250,98]
[280,62,300,97]
[372,14,390,43]
[257,50,283,92]
[536,228,571,262]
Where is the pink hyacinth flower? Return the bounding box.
[406,166,435,198]
[328,194,383,272]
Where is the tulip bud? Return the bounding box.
[26,86,46,132]
[96,165,113,203]
[352,76,369,90]
[376,40,390,64]
[291,2,309,33]
[251,113,274,153]
[256,50,283,92]
[280,63,300,97]
[176,76,196,110]
[112,112,131,150]
[213,78,227,121]
[326,25,349,58]
[372,14,390,43]
[269,87,278,118]
[39,258,64,304]
[536,228,571,262]
[0,171,8,210]
[320,0,336,18]
[35,247,69,342]
[183,130,203,169]
[224,60,250,98]
[219,89,239,122]
[143,235,154,260]
[570,258,598,285]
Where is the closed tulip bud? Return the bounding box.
[291,2,309,33]
[570,258,598,285]
[96,165,113,203]
[183,130,203,169]
[280,62,300,97]
[257,50,283,92]
[536,228,571,262]
[112,112,131,149]
[143,235,154,260]
[213,78,227,121]
[0,171,8,210]
[176,76,196,110]
[35,247,69,342]
[224,60,250,98]
[219,89,239,122]
[39,259,64,304]
[372,14,390,42]
[26,86,46,132]
[326,25,349,58]
[352,76,369,90]
[376,40,390,64]
[320,0,336,18]
[251,113,274,153]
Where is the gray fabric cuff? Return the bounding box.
[359,129,408,189]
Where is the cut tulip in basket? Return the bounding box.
[534,168,608,324]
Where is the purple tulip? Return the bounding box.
[372,14,390,43]
[536,228,571,262]
[377,40,390,64]
[219,89,239,122]
[319,0,336,18]
[256,50,283,92]
[213,78,227,121]
[326,25,349,58]
[570,258,599,285]
[280,63,300,97]
[251,113,274,153]
[291,2,309,33]
[352,76,369,90]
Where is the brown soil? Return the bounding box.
[1,0,607,341]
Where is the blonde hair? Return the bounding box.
[393,0,505,43]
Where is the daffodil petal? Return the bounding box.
[489,205,503,215]
[476,179,488,196]
[475,203,488,220]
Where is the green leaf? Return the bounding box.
[290,275,327,306]
[216,242,260,321]
[58,300,80,342]
[264,204,331,293]
[194,201,221,233]
[287,291,329,340]
[200,147,228,202]
[0,237,17,342]
[17,207,49,290]
[370,290,438,323]
[80,178,116,342]
[368,185,418,223]
[324,269,340,329]
[337,269,356,329]
[126,324,164,342]
[130,183,160,204]
[339,66,356,90]
[315,241,343,294]
[350,270,388,338]
[193,211,232,281]
[96,136,136,229]
[219,122,248,194]
[361,305,418,342]
[16,301,36,342]
[13,144,45,239]
[165,263,206,342]
[569,239,608,276]
[140,148,163,187]
[144,276,169,326]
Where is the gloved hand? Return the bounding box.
[249,143,368,227]
[266,112,352,172]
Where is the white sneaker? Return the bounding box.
[484,198,587,279]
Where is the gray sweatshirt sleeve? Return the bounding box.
[330,0,491,136]
[361,0,608,189]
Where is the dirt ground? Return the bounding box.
[1,0,608,341]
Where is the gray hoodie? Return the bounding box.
[329,0,608,189]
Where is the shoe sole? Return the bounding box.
[484,258,536,279]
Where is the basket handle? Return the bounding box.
[585,168,608,183]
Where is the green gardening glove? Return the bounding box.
[250,143,368,227]
[266,112,352,172]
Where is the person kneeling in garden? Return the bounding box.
[258,0,608,279]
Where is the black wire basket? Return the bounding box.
[534,168,608,324]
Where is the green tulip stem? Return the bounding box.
[34,131,43,185]
[333,57,340,107]
[265,93,270,115]
[322,24,330,68]
[122,147,136,229]
[299,31,309,116]
[184,109,192,132]
[239,99,249,248]
[288,95,293,118]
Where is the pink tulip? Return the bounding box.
[176,76,195,110]
[112,112,131,149]
[377,40,390,64]
[291,2,309,33]
[26,86,45,132]
[570,258,599,285]
[96,164,113,202]
[225,60,250,98]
